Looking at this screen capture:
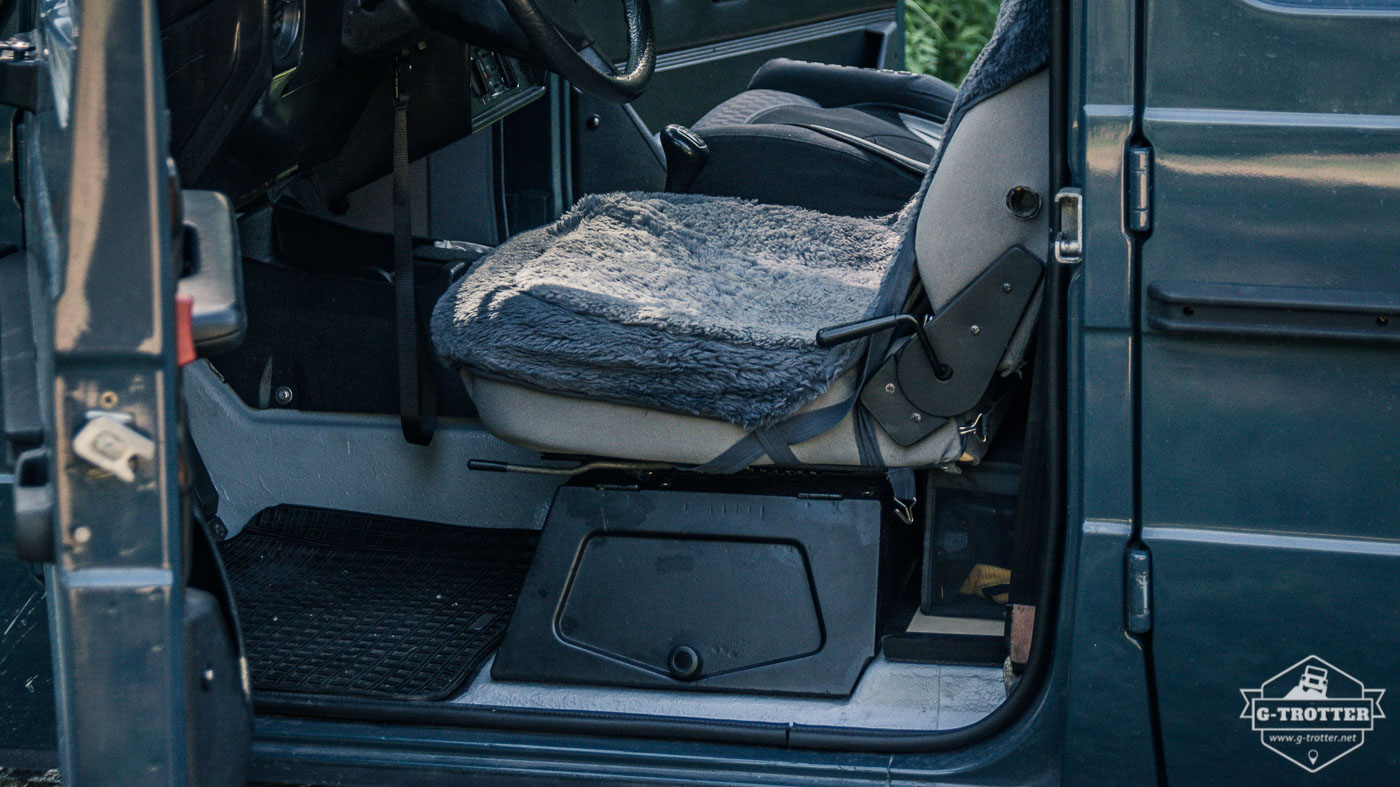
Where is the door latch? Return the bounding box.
[72,413,155,483]
[1053,187,1083,264]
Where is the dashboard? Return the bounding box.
[159,0,544,207]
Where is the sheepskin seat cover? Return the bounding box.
[431,191,904,429]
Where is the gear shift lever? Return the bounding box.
[660,124,709,193]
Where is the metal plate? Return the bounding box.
[862,247,1042,444]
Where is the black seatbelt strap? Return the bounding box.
[393,54,437,445]
[692,325,894,474]
[754,426,800,466]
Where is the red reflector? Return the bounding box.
[176,294,197,367]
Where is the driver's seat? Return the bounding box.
[432,0,1049,471]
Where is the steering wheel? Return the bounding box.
[501,0,655,104]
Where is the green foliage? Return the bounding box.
[904,0,1001,85]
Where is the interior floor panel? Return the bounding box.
[221,506,538,700]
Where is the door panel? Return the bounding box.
[1138,0,1400,780]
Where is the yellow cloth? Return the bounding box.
[959,563,1011,604]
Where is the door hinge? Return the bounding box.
[1053,187,1083,264]
[0,35,39,112]
[1126,143,1153,233]
[1125,545,1152,634]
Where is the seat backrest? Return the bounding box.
[905,0,1051,367]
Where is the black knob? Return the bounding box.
[667,645,702,680]
[660,124,709,193]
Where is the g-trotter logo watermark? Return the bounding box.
[1239,656,1385,772]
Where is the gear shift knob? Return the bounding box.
[660,124,709,193]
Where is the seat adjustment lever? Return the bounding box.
[816,313,949,379]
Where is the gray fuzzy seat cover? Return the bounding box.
[431,191,904,429]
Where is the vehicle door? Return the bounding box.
[0,0,252,781]
[1134,0,1400,780]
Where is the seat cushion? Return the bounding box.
[431,191,908,430]
[464,371,967,469]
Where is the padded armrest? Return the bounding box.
[747,58,958,122]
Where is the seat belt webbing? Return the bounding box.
[393,54,437,446]
[693,326,894,474]
[693,239,923,474]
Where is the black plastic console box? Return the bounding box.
[493,482,897,697]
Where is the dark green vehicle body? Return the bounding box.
[0,0,1397,783]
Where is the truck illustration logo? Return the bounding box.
[1240,656,1385,772]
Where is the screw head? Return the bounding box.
[1002,282,1013,293]
[585,114,602,130]
[274,386,294,406]
[910,412,923,423]
[969,324,981,336]
[884,382,897,394]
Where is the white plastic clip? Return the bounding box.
[72,414,155,483]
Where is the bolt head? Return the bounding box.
[969,324,981,335]
[909,412,922,423]
[884,382,897,394]
[1002,282,1013,293]
[274,386,294,405]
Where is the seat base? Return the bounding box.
[464,371,967,469]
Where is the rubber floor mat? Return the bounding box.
[220,506,538,700]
